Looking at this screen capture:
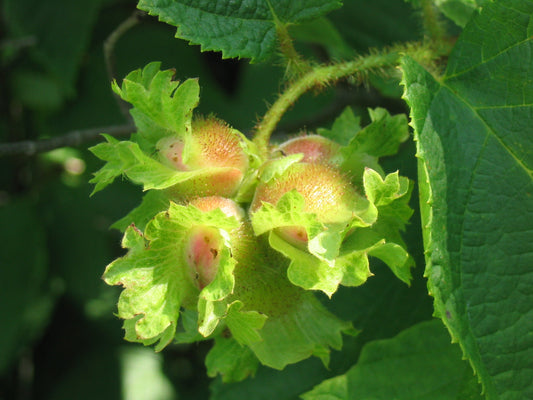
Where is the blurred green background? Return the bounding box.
[0,0,434,398]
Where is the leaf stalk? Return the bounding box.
[418,0,447,42]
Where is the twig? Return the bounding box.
[0,36,37,51]
[103,10,145,121]
[0,124,135,157]
[272,85,405,137]
[252,50,400,155]
[252,40,452,156]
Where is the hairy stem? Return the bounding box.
[418,0,447,42]
[252,54,395,155]
[276,23,311,77]
[0,36,37,52]
[266,0,310,77]
[253,41,443,155]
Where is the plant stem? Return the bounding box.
[265,0,310,77]
[252,41,449,157]
[104,10,145,121]
[419,0,446,42]
[276,23,311,77]
[0,36,37,51]
[251,51,387,154]
[0,124,134,157]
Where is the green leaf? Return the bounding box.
[112,190,171,232]
[368,242,411,285]
[355,168,414,283]
[199,255,355,382]
[434,0,485,27]
[123,317,177,352]
[362,168,414,245]
[259,154,304,183]
[137,0,342,62]
[348,108,410,158]
[89,136,178,193]
[251,190,325,238]
[225,301,268,346]
[206,337,260,383]
[247,293,356,370]
[198,298,232,337]
[316,106,361,146]
[252,190,352,292]
[339,108,410,184]
[301,320,483,400]
[401,1,533,398]
[103,202,240,350]
[270,231,352,296]
[89,135,237,194]
[112,62,200,153]
[174,309,206,343]
[173,309,209,344]
[363,168,407,207]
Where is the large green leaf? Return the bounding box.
[137,0,342,62]
[301,320,482,400]
[401,1,533,398]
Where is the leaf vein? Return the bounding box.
[444,36,533,81]
[440,83,533,178]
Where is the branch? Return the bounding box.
[252,50,400,155]
[0,124,135,157]
[103,10,145,121]
[0,36,37,51]
[252,40,452,156]
[273,85,406,137]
